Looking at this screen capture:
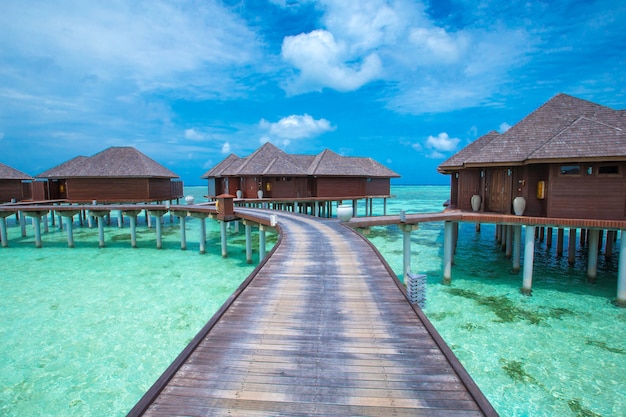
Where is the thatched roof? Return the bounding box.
[439,94,626,173]
[202,142,400,179]
[0,162,31,180]
[37,147,179,179]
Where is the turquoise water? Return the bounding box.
[1,185,624,416]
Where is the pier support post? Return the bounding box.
[149,210,168,250]
[587,229,600,281]
[97,216,105,248]
[189,212,208,254]
[259,224,267,261]
[0,213,12,247]
[443,221,453,284]
[505,225,513,258]
[522,225,536,295]
[118,210,123,228]
[616,229,626,307]
[59,211,79,248]
[220,221,228,258]
[245,222,252,264]
[512,225,522,272]
[19,212,26,237]
[25,211,48,248]
[557,228,564,256]
[123,210,141,248]
[568,228,577,265]
[180,216,187,250]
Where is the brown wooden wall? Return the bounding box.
[546,162,626,220]
[315,177,365,198]
[364,178,390,196]
[0,180,25,203]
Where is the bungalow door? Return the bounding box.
[488,169,512,213]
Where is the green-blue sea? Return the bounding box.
[1,185,624,417]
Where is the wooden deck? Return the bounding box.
[129,209,497,416]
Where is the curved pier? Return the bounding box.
[129,209,497,416]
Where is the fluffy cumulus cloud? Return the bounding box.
[221,142,231,154]
[499,122,512,133]
[259,114,334,146]
[425,132,460,158]
[184,128,205,141]
[281,30,382,93]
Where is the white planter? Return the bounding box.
[257,190,263,199]
[471,194,481,212]
[513,196,526,216]
[337,205,353,222]
[184,195,195,205]
[236,190,243,199]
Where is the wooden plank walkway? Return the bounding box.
[128,209,498,416]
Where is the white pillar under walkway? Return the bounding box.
[617,229,626,307]
[522,225,536,295]
[443,221,453,284]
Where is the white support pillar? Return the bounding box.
[19,212,26,237]
[129,215,138,248]
[118,210,123,228]
[259,224,267,261]
[220,221,228,258]
[0,216,8,247]
[66,217,75,248]
[155,215,163,249]
[97,216,105,248]
[512,225,522,272]
[587,229,600,281]
[443,221,453,284]
[522,225,536,295]
[199,217,206,254]
[617,229,626,307]
[245,222,252,264]
[33,216,42,248]
[179,216,187,250]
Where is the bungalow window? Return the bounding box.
[598,165,620,175]
[560,165,580,175]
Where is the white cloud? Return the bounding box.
[0,132,4,141]
[426,132,460,152]
[282,30,382,94]
[408,27,469,64]
[221,142,231,154]
[499,122,511,133]
[184,128,205,141]
[259,114,335,143]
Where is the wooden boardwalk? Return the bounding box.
[129,209,497,416]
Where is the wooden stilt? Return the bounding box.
[546,228,553,248]
[512,225,522,272]
[505,225,513,258]
[556,228,564,256]
[587,229,600,281]
[605,230,614,257]
[568,228,577,265]
[522,225,536,295]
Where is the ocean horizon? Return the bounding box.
[1,185,624,417]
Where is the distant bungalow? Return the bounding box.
[35,147,183,203]
[438,93,626,220]
[0,163,32,203]
[202,142,400,199]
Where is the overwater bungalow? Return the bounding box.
[438,93,626,220]
[202,142,400,200]
[0,163,32,203]
[35,147,183,203]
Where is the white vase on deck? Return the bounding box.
[471,194,481,212]
[257,190,263,199]
[337,205,353,222]
[236,189,243,199]
[513,196,526,216]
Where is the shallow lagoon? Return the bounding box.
[1,185,624,416]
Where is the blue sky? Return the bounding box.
[1,0,624,185]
